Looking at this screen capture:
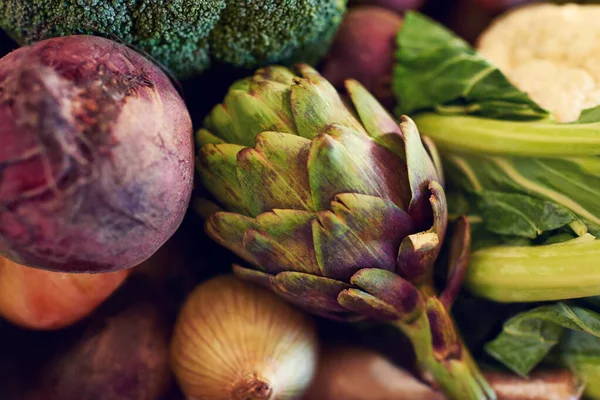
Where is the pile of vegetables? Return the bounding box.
[2,1,600,400]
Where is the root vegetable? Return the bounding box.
[0,255,129,330]
[171,275,319,400]
[24,293,172,400]
[321,6,403,109]
[302,346,444,400]
[0,35,194,273]
[484,370,582,400]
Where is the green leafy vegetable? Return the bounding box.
[393,11,600,303]
[393,11,548,119]
[485,303,600,377]
[444,155,600,238]
[476,191,577,239]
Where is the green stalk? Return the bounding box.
[413,113,600,157]
[392,301,496,400]
[465,235,600,302]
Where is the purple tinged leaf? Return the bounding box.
[203,103,241,145]
[329,125,411,208]
[397,181,448,282]
[254,66,297,85]
[312,211,367,281]
[233,264,273,288]
[313,194,415,280]
[237,132,314,216]
[440,216,471,310]
[225,82,297,144]
[271,271,352,315]
[422,136,445,188]
[243,209,320,275]
[396,232,440,282]
[401,116,441,231]
[426,297,462,362]
[345,79,408,158]
[197,143,247,215]
[350,268,424,321]
[205,213,260,268]
[308,132,376,211]
[307,126,410,210]
[429,181,448,247]
[196,128,225,146]
[338,288,401,320]
[254,132,314,211]
[291,65,367,139]
[345,79,402,139]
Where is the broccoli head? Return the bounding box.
[0,0,347,78]
[209,0,347,67]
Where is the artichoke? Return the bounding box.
[196,65,495,400]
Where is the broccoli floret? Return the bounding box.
[0,0,225,78]
[0,0,346,79]
[209,0,347,68]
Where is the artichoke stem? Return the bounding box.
[392,309,496,400]
[231,375,273,400]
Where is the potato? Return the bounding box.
[23,280,172,400]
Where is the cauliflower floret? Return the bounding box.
[477,3,600,123]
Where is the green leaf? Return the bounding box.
[477,191,576,239]
[574,105,600,124]
[445,154,600,239]
[393,11,548,119]
[485,303,600,377]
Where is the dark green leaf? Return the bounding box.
[485,322,562,377]
[477,191,577,239]
[444,154,600,241]
[393,11,548,119]
[485,303,600,376]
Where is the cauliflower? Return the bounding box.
[0,0,346,79]
[477,3,600,123]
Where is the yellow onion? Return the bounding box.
[171,275,318,400]
[0,255,129,330]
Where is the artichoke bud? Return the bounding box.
[197,66,494,400]
[197,64,447,321]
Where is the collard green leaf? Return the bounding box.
[485,321,562,377]
[393,11,548,119]
[485,303,600,376]
[477,191,577,239]
[444,154,600,240]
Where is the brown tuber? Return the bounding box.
[302,346,444,400]
[24,289,172,400]
[484,370,583,400]
[321,6,403,110]
[0,35,194,273]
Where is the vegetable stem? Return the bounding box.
[465,236,600,302]
[392,303,496,400]
[413,113,600,157]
